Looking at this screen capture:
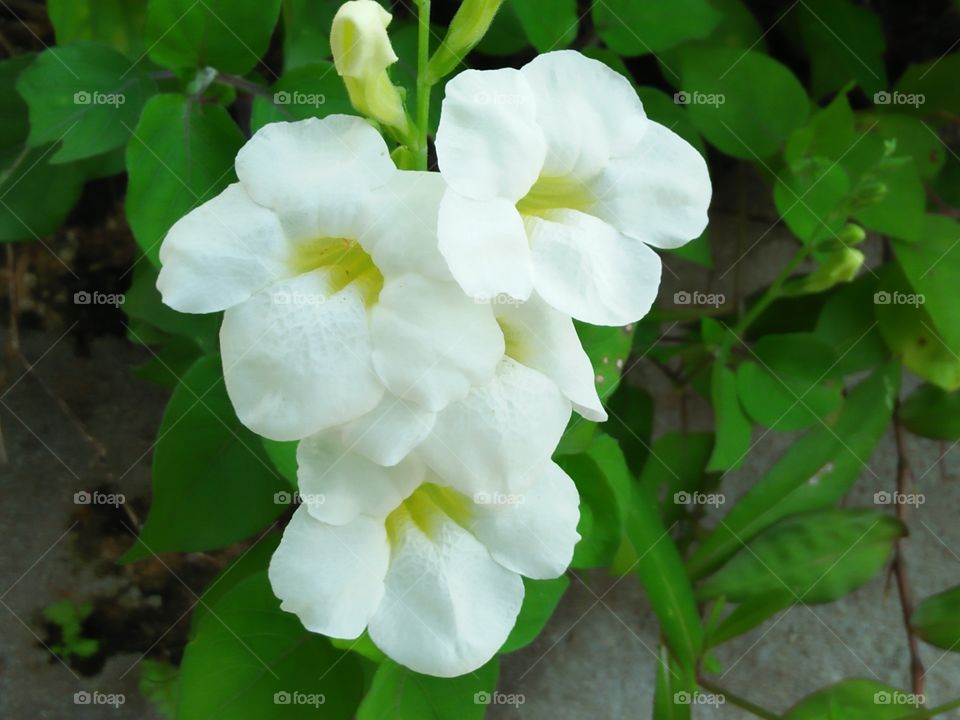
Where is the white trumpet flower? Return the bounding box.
[435,50,712,326]
[157,115,503,441]
[269,440,580,677]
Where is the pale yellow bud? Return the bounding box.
[331,0,407,132]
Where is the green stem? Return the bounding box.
[718,245,811,361]
[415,0,432,170]
[698,678,779,720]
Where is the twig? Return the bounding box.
[892,400,926,699]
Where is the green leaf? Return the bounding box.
[706,590,794,647]
[17,44,156,163]
[593,0,722,57]
[912,585,960,651]
[122,261,220,352]
[559,453,621,568]
[678,45,809,159]
[785,91,856,165]
[139,659,179,720]
[475,4,528,56]
[698,509,903,603]
[796,0,886,98]
[47,0,149,58]
[145,0,282,75]
[250,62,354,134]
[121,356,287,562]
[604,383,654,476]
[261,439,299,488]
[575,320,634,400]
[178,571,365,719]
[900,383,960,440]
[893,215,960,356]
[895,52,960,115]
[282,0,336,70]
[842,133,926,242]
[626,483,703,673]
[125,94,243,266]
[636,86,706,156]
[653,646,692,720]
[512,0,577,52]
[815,274,890,375]
[501,576,569,653]
[689,364,899,578]
[705,364,752,471]
[774,158,850,243]
[866,113,947,180]
[735,333,844,432]
[782,679,925,719]
[875,263,960,391]
[0,56,85,242]
[638,431,715,525]
[190,532,281,633]
[357,658,499,720]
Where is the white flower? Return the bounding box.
[328,290,606,491]
[435,50,712,326]
[268,439,580,677]
[156,115,503,441]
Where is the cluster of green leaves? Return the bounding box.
[5,0,960,718]
[43,599,99,660]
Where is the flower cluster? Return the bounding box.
[157,23,710,675]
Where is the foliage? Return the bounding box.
[6,0,960,718]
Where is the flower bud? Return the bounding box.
[331,0,407,132]
[786,247,865,295]
[428,0,504,83]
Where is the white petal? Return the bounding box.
[157,184,291,314]
[469,461,580,580]
[435,68,546,201]
[368,503,523,676]
[529,210,662,326]
[589,121,711,249]
[235,116,395,240]
[269,506,389,639]
[361,170,452,283]
[339,394,437,467]
[371,274,504,412]
[220,272,383,441]
[437,190,533,301]
[496,294,606,421]
[521,50,647,179]
[421,358,572,495]
[297,433,424,524]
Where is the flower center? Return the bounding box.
[385,483,473,542]
[290,237,384,304]
[516,174,596,218]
